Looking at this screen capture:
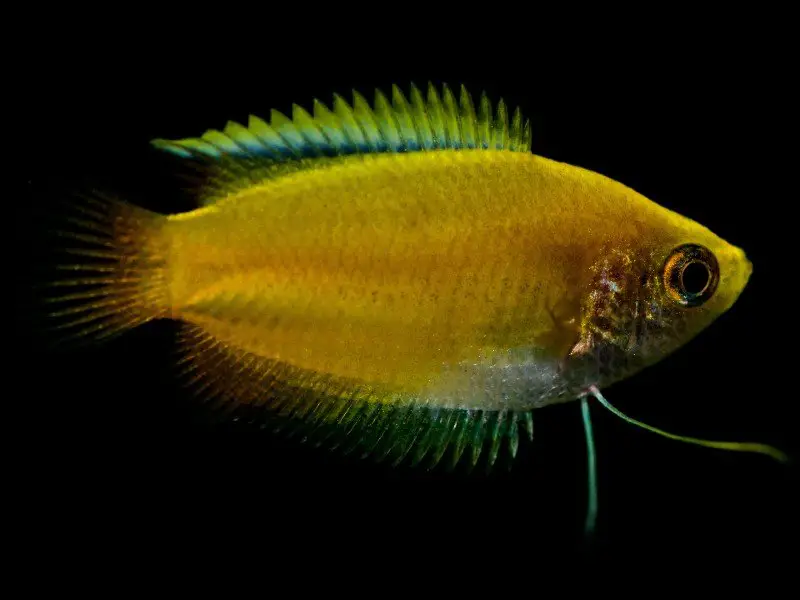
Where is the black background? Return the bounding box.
[16,24,798,576]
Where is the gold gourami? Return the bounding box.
[44,83,785,533]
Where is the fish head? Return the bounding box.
[570,204,752,386]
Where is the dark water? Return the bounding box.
[17,41,798,575]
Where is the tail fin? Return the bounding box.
[39,192,171,347]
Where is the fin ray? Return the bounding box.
[40,194,169,347]
[176,325,533,471]
[151,83,532,207]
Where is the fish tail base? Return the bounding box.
[39,192,171,347]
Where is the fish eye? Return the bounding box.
[663,244,719,307]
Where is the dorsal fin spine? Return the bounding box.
[510,108,522,152]
[409,84,434,150]
[150,83,534,207]
[478,93,492,149]
[442,84,462,148]
[269,109,304,158]
[291,104,326,156]
[223,121,263,154]
[494,100,509,150]
[425,83,446,149]
[313,98,350,153]
[153,82,530,161]
[352,90,383,152]
[332,93,368,152]
[247,115,290,159]
[459,85,477,149]
[391,85,418,151]
[374,89,402,151]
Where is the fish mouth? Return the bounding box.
[732,250,753,307]
[744,256,753,280]
[730,246,752,284]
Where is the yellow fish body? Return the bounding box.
[47,83,779,505]
[161,149,748,407]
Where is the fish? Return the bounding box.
[43,82,786,534]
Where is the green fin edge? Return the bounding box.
[176,324,534,472]
[151,83,532,207]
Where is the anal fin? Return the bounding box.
[175,324,534,471]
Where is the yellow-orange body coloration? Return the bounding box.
[47,84,763,475]
[156,150,749,407]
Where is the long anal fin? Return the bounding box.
[175,324,533,471]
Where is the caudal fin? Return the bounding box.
[39,192,171,347]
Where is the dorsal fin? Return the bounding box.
[152,83,532,161]
[151,83,532,206]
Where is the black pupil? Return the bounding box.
[682,261,710,296]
